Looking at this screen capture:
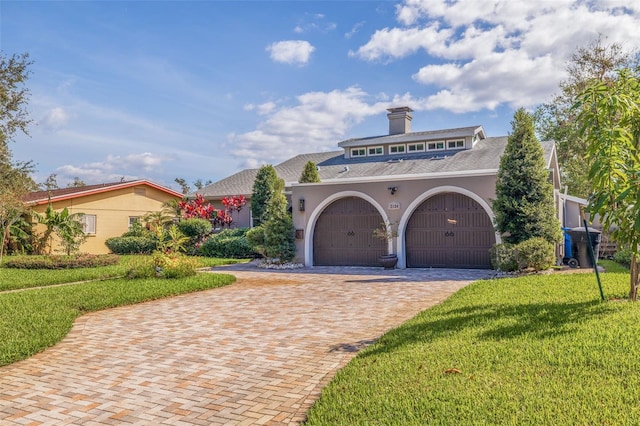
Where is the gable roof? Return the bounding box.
[24,180,183,206]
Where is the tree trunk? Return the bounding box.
[630,252,639,301]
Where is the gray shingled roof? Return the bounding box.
[337,125,485,147]
[197,137,555,198]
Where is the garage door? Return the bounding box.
[313,197,386,266]
[406,192,495,269]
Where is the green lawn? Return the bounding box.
[306,265,639,425]
[0,255,246,366]
[0,255,248,292]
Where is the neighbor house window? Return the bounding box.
[427,141,445,150]
[129,216,140,229]
[351,148,366,157]
[407,142,425,152]
[368,146,383,156]
[447,140,465,149]
[389,144,405,154]
[81,214,97,235]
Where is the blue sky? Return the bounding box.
[2,1,639,191]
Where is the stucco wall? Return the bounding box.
[291,174,500,268]
[32,186,180,254]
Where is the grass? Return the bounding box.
[0,272,236,366]
[0,254,248,366]
[0,255,248,292]
[306,266,639,425]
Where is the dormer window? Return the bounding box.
[368,146,383,156]
[351,148,366,157]
[447,140,465,149]
[389,144,406,154]
[427,141,445,151]
[407,142,425,152]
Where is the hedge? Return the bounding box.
[105,236,157,254]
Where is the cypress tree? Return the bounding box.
[250,165,279,226]
[263,178,296,262]
[493,108,562,245]
[298,161,320,183]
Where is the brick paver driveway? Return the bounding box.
[0,265,491,425]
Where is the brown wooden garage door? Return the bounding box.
[406,192,495,269]
[313,197,386,266]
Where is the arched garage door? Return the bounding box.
[313,197,386,266]
[406,192,495,269]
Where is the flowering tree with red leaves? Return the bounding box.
[179,194,246,229]
[179,194,214,220]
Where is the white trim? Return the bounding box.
[407,142,425,152]
[389,144,406,154]
[367,146,384,156]
[350,148,366,157]
[447,139,465,149]
[427,141,446,151]
[304,191,390,267]
[396,186,500,269]
[292,169,498,187]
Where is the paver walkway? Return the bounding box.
[0,265,491,425]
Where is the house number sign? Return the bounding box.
[388,202,401,210]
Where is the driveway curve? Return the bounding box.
[0,265,490,425]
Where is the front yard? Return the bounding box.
[306,262,640,425]
[0,255,242,366]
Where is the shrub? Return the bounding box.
[105,236,157,254]
[178,218,212,238]
[613,248,632,268]
[490,243,518,272]
[120,221,154,238]
[200,228,256,258]
[515,237,556,271]
[245,226,266,257]
[153,252,198,278]
[124,256,156,278]
[3,254,120,269]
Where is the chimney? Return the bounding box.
[387,106,413,135]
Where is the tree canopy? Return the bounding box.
[534,36,638,197]
[493,108,562,246]
[575,67,640,300]
[251,165,279,226]
[0,52,36,261]
[299,161,320,183]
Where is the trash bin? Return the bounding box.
[567,227,602,267]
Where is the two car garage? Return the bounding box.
[313,193,495,269]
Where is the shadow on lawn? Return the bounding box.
[361,299,617,357]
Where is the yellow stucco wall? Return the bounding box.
[32,185,180,254]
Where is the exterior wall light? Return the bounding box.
[299,198,305,211]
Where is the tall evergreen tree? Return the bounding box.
[298,161,320,183]
[263,178,295,262]
[251,165,279,226]
[493,108,562,245]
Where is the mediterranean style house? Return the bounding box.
[25,180,183,254]
[199,107,563,269]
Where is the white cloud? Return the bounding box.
[345,21,365,39]
[267,40,316,65]
[55,152,167,184]
[230,87,389,167]
[353,0,640,112]
[42,107,70,130]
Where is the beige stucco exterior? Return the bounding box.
[292,172,503,268]
[30,183,181,254]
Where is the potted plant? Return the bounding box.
[373,221,399,269]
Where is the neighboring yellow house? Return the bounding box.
[24,180,183,254]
